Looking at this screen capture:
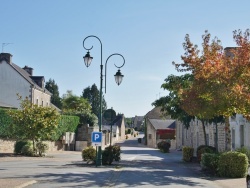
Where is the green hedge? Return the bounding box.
[0,110,79,141]
[50,115,80,140]
[196,145,216,162]
[218,151,248,178]
[182,146,194,162]
[201,153,220,174]
[0,109,13,138]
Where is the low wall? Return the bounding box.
[0,139,15,153]
[0,139,64,153]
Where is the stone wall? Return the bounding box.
[0,139,15,153]
[0,139,64,153]
[176,119,226,155]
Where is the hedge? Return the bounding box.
[0,109,79,141]
[218,151,248,178]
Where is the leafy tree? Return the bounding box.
[62,90,92,115]
[45,79,62,109]
[152,74,194,128]
[62,90,98,126]
[173,29,250,150]
[82,84,107,116]
[8,96,60,152]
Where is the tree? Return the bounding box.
[45,79,62,109]
[8,96,60,152]
[173,29,250,149]
[62,90,92,115]
[62,90,98,126]
[152,74,194,128]
[82,84,107,117]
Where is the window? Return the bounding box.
[41,101,44,107]
[36,99,38,105]
[149,134,152,139]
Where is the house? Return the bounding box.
[102,125,119,145]
[133,115,144,130]
[100,113,126,145]
[0,101,17,109]
[230,114,250,150]
[146,118,176,148]
[144,107,176,148]
[175,118,227,154]
[0,53,51,108]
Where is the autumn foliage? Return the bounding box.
[174,29,250,120]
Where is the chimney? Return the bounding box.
[0,53,12,64]
[23,65,33,76]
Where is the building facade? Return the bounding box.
[0,53,51,108]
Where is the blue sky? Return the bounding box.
[1,0,250,117]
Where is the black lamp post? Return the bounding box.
[83,35,125,166]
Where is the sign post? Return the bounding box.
[91,132,102,166]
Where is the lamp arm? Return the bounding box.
[104,53,125,93]
[83,35,103,65]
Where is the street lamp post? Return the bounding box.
[83,35,125,166]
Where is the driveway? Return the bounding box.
[0,133,246,187]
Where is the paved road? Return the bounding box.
[0,133,246,187]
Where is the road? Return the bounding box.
[0,133,246,187]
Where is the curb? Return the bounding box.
[15,180,37,188]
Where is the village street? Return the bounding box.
[0,134,246,188]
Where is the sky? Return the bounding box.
[1,0,250,117]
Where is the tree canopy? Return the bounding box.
[45,78,62,109]
[8,96,60,142]
[62,90,92,115]
[82,84,107,116]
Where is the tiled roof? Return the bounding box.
[145,107,163,119]
[11,63,51,95]
[148,119,176,130]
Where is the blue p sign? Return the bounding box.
[91,132,102,144]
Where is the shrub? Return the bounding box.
[125,129,131,135]
[126,135,128,139]
[236,146,250,162]
[200,153,220,175]
[112,145,121,162]
[36,141,49,156]
[196,145,216,162]
[157,140,171,153]
[182,146,194,162]
[102,145,121,165]
[218,151,248,178]
[102,146,114,165]
[134,134,136,137]
[21,142,33,156]
[14,140,30,154]
[82,146,96,163]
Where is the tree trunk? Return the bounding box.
[215,121,218,152]
[225,116,231,151]
[202,120,208,145]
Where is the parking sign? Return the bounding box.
[91,132,102,146]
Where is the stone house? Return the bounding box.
[176,114,250,155]
[176,118,227,155]
[144,107,176,148]
[133,115,144,130]
[230,114,250,150]
[0,53,51,109]
[146,118,176,149]
[108,114,126,140]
